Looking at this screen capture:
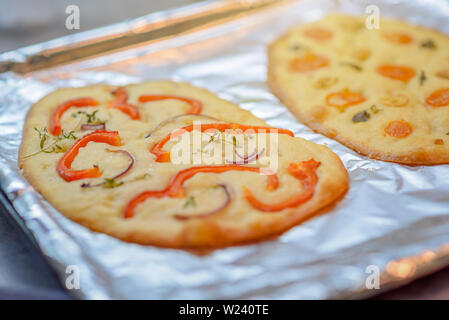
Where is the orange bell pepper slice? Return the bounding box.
[139,95,202,115]
[377,65,416,82]
[244,159,320,212]
[50,97,99,135]
[384,120,413,138]
[303,27,333,41]
[110,88,140,120]
[57,130,121,182]
[150,123,294,162]
[426,88,449,107]
[289,53,329,73]
[124,165,279,218]
[325,89,366,111]
[383,32,413,44]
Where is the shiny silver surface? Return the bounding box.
[1,0,449,299]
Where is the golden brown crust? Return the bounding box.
[268,14,449,165]
[19,80,348,248]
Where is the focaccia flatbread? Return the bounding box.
[268,14,449,165]
[19,81,348,248]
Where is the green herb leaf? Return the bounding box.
[102,178,124,189]
[34,127,49,149]
[207,133,217,144]
[419,70,427,86]
[340,62,362,71]
[352,110,370,123]
[61,130,77,140]
[133,173,151,181]
[314,77,338,89]
[183,196,196,208]
[370,105,381,114]
[420,39,436,49]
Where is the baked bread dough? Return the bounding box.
[268,13,449,165]
[19,81,348,248]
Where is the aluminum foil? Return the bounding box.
[1,0,449,299]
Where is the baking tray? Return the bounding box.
[2,0,449,299]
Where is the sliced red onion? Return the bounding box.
[81,149,135,188]
[81,123,106,131]
[225,148,265,165]
[173,184,231,220]
[145,114,219,138]
[106,149,135,180]
[81,181,102,188]
[236,147,258,160]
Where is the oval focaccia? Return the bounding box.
[268,14,449,165]
[19,81,348,248]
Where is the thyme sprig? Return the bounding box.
[72,110,105,124]
[202,131,241,148]
[23,128,77,159]
[82,173,151,189]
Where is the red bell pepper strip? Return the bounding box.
[50,97,99,135]
[124,165,279,218]
[138,95,202,115]
[151,123,294,162]
[57,130,121,182]
[244,159,320,212]
[109,88,140,120]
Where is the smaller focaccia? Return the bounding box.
[268,13,449,165]
[19,81,348,248]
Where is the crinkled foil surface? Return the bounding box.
[1,0,449,299]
